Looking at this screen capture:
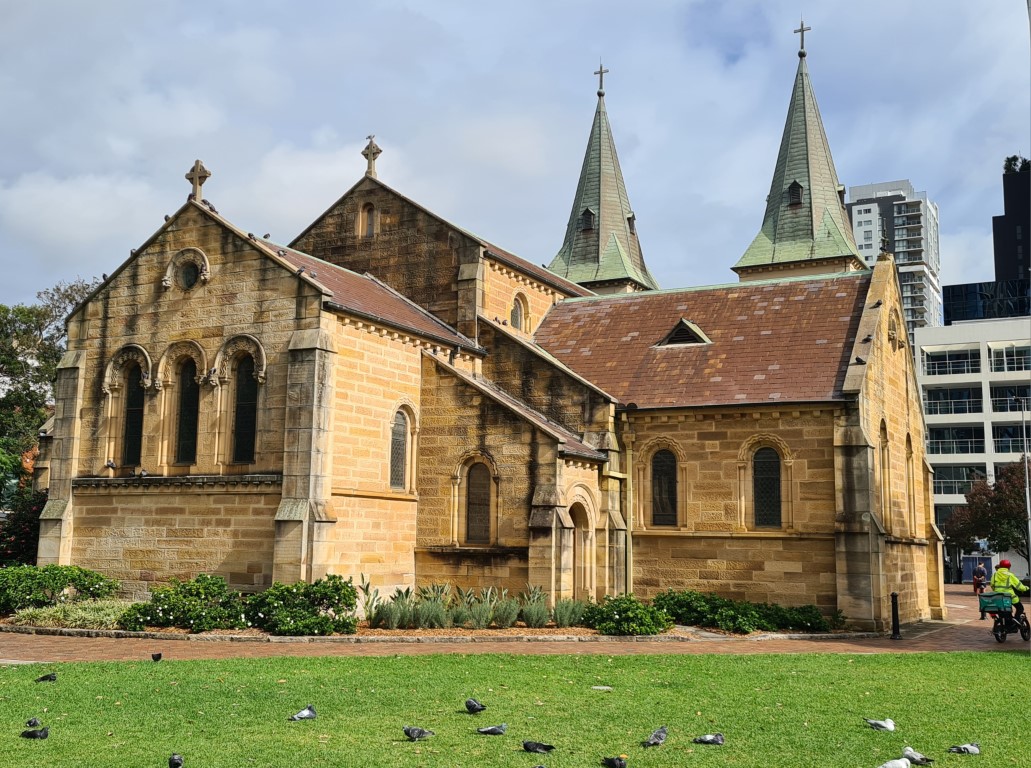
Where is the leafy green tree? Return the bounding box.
[0,277,99,501]
[953,458,1030,568]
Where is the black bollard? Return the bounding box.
[890,592,902,640]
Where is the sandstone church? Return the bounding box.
[35,36,946,630]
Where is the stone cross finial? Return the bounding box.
[362,135,382,178]
[185,160,211,199]
[794,18,811,57]
[594,62,609,96]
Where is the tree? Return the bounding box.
[0,277,99,500]
[1003,154,1030,174]
[952,458,1030,569]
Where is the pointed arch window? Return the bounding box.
[232,355,258,463]
[122,363,145,467]
[753,447,781,527]
[651,449,677,526]
[175,359,200,464]
[466,463,491,544]
[390,411,408,489]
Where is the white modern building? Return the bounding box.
[848,180,942,346]
[915,317,1031,577]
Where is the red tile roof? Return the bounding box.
[262,242,480,352]
[534,273,870,408]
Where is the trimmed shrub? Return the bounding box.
[0,564,120,615]
[581,594,672,636]
[493,598,520,629]
[552,598,586,628]
[519,600,551,628]
[118,574,245,633]
[246,575,358,636]
[10,599,133,629]
[372,601,402,630]
[449,603,472,628]
[652,589,833,634]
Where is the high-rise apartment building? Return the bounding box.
[847,180,942,345]
[992,162,1030,281]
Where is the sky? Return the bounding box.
[1,1,1028,307]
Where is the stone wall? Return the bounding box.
[67,477,280,599]
[482,257,566,335]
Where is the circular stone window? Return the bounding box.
[179,261,200,290]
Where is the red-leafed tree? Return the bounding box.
[952,458,1030,569]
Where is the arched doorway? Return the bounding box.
[568,503,595,600]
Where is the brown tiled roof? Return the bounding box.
[262,242,481,352]
[427,353,607,462]
[534,272,870,408]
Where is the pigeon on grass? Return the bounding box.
[20,726,49,739]
[602,757,628,768]
[34,672,56,683]
[865,717,896,732]
[25,717,41,728]
[523,740,556,753]
[465,697,487,714]
[477,723,507,735]
[289,704,317,721]
[948,744,980,754]
[902,746,934,765]
[403,726,434,741]
[152,653,163,662]
[692,733,724,745]
[876,760,910,768]
[169,755,184,768]
[642,726,667,747]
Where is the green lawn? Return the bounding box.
[0,652,1019,767]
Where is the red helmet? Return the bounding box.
[999,559,1012,569]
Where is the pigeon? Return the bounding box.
[152,652,162,662]
[693,733,725,745]
[602,757,628,768]
[876,760,910,768]
[872,299,883,308]
[403,726,434,741]
[855,356,867,364]
[523,741,556,753]
[169,755,184,768]
[477,723,507,735]
[903,746,933,765]
[642,726,667,747]
[21,726,49,739]
[288,704,317,721]
[34,672,56,683]
[140,469,149,477]
[25,717,40,727]
[465,698,487,714]
[104,459,116,469]
[865,718,896,732]
[947,744,980,754]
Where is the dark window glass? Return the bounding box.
[232,356,258,463]
[390,412,407,489]
[652,449,677,526]
[122,363,145,466]
[466,463,491,544]
[180,262,199,289]
[753,447,782,527]
[175,359,200,464]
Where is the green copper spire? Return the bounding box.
[733,27,864,280]
[548,66,658,293]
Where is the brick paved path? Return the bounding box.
[1,584,1024,664]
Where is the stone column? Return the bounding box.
[36,351,87,565]
[272,329,336,584]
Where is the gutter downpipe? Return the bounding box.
[622,410,634,594]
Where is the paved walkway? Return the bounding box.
[0,585,1024,664]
